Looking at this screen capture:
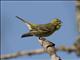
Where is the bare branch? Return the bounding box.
[38,37,61,60]
[0,37,80,59]
[56,46,76,53]
[0,45,78,59]
[0,49,45,59]
[76,1,80,32]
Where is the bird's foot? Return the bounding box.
[39,37,46,40]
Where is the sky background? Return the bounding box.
[1,1,80,60]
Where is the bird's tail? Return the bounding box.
[16,16,31,25]
[21,32,33,38]
[16,16,33,30]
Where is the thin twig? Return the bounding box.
[0,38,79,59]
[0,49,45,59]
[0,46,78,59]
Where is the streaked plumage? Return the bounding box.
[16,16,62,38]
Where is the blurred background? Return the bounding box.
[1,1,80,60]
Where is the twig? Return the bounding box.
[0,45,77,59]
[0,49,45,59]
[76,1,80,32]
[56,46,76,53]
[0,38,79,59]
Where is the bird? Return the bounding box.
[16,16,62,38]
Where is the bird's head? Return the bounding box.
[51,18,62,30]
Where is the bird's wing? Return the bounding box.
[36,24,52,32]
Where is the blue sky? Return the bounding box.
[1,1,80,60]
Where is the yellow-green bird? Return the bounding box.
[16,16,62,38]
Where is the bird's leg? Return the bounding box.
[39,37,46,40]
[39,37,41,40]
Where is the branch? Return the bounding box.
[76,1,80,32]
[0,49,45,59]
[38,37,61,60]
[0,46,77,59]
[0,38,80,59]
[56,46,76,53]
